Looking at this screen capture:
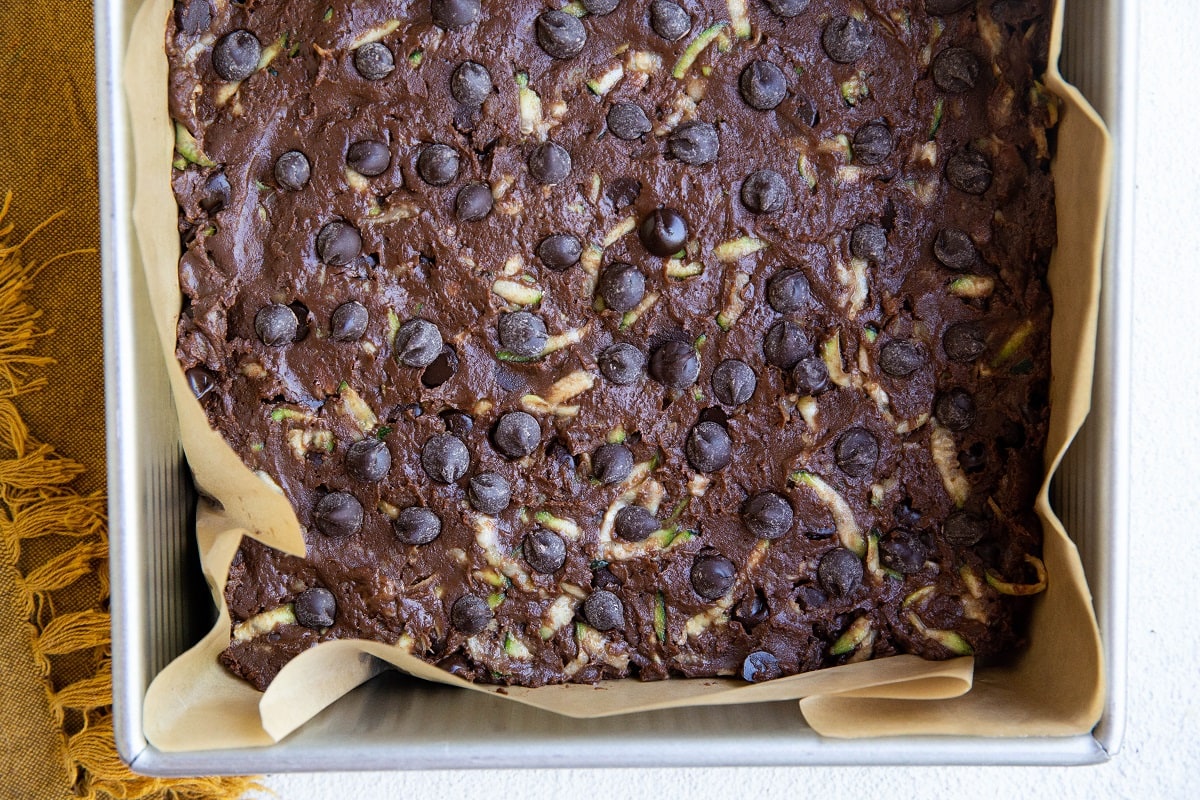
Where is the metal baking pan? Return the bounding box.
[98,0,1135,773]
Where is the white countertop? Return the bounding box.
[261,3,1200,796]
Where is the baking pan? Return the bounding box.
[98,0,1134,773]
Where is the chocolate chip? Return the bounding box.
[421,434,469,483]
[468,472,511,514]
[650,0,691,40]
[835,427,879,477]
[946,149,993,194]
[740,170,789,214]
[742,651,782,682]
[432,0,481,30]
[792,355,830,395]
[317,221,362,265]
[493,411,540,459]
[583,0,620,14]
[607,102,652,141]
[440,409,473,438]
[850,223,887,262]
[786,95,819,128]
[934,228,978,271]
[795,584,827,610]
[733,590,769,629]
[877,529,926,574]
[767,269,810,313]
[523,529,566,573]
[739,61,787,110]
[330,301,369,341]
[186,367,215,399]
[597,263,645,313]
[925,0,973,14]
[599,343,644,385]
[536,10,587,59]
[174,0,212,34]
[943,321,987,361]
[686,421,732,473]
[639,208,688,257]
[455,182,493,221]
[294,587,336,628]
[199,172,229,214]
[274,151,310,190]
[212,30,260,82]
[668,121,719,166]
[450,594,492,634]
[711,359,756,406]
[584,590,624,631]
[417,143,460,186]
[314,492,363,537]
[593,443,634,484]
[933,47,981,93]
[615,506,658,542]
[345,438,391,482]
[853,121,894,165]
[497,312,547,359]
[527,141,572,184]
[879,340,923,378]
[822,16,871,63]
[764,320,808,369]
[536,233,582,270]
[742,492,794,540]
[354,42,395,80]
[451,60,492,106]
[935,388,976,431]
[765,0,810,16]
[691,553,737,600]
[605,177,642,208]
[943,510,987,546]
[346,140,390,176]
[394,319,443,367]
[817,548,863,596]
[255,303,298,346]
[649,340,700,389]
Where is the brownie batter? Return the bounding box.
[167,0,1058,691]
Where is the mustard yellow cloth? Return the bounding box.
[0,2,257,797]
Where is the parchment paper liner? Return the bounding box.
[127,0,1110,749]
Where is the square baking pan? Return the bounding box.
[98,0,1135,773]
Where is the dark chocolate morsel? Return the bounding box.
[879,340,923,378]
[255,303,298,346]
[649,340,700,389]
[817,548,863,596]
[536,234,582,270]
[527,141,572,184]
[943,510,987,546]
[330,301,369,341]
[639,207,688,257]
[432,0,481,30]
[294,588,336,628]
[711,359,757,406]
[354,42,395,80]
[686,421,732,473]
[493,411,541,459]
[417,143,461,186]
[583,0,620,14]
[316,221,362,265]
[497,311,547,358]
[934,228,978,271]
[599,343,644,385]
[186,367,215,399]
[767,269,810,313]
[935,388,976,431]
[946,149,993,194]
[733,590,769,629]
[607,102,652,141]
[668,121,719,166]
[943,321,987,362]
[742,492,794,540]
[740,170,789,214]
[584,590,624,631]
[650,0,691,40]
[765,0,810,17]
[536,10,587,59]
[792,355,830,395]
[345,438,391,482]
[592,443,634,484]
[314,492,363,538]
[174,0,212,35]
[822,16,871,63]
[450,594,492,634]
[739,61,787,110]
[835,427,879,477]
[764,320,809,369]
[880,529,928,574]
[925,0,973,15]
[614,505,658,542]
[456,182,493,221]
[933,47,982,93]
[690,553,737,600]
[597,263,646,312]
[742,650,782,682]
[607,179,642,209]
[274,151,310,190]
[212,30,260,82]
[795,584,827,610]
[451,60,492,106]
[421,434,469,483]
[850,223,887,262]
[524,529,567,573]
[346,140,390,176]
[468,472,512,514]
[853,121,894,165]
[394,319,443,367]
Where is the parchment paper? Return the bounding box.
[128,0,1110,749]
